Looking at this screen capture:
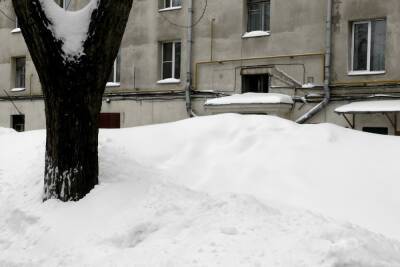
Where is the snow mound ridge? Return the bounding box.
[1,114,400,266]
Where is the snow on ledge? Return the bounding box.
[205,93,294,106]
[158,6,182,12]
[10,88,26,92]
[348,70,386,76]
[106,82,121,88]
[157,78,181,84]
[39,0,99,61]
[10,28,21,34]
[242,31,271,38]
[335,100,400,114]
[302,83,317,89]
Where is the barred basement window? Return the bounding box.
[161,41,181,80]
[351,19,386,73]
[11,114,25,132]
[247,0,270,32]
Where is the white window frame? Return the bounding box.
[158,41,181,84]
[350,20,386,75]
[14,57,26,90]
[159,0,182,12]
[11,16,21,34]
[244,0,271,38]
[107,52,121,87]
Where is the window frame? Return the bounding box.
[55,0,70,9]
[11,15,21,33]
[107,51,121,87]
[159,0,182,11]
[158,41,181,83]
[350,19,386,75]
[11,114,25,132]
[14,57,26,89]
[245,0,271,36]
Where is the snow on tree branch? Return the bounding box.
[38,0,99,61]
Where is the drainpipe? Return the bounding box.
[185,0,194,116]
[296,0,332,123]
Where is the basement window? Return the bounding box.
[158,41,181,83]
[350,19,386,75]
[247,0,270,34]
[11,114,25,132]
[242,74,269,93]
[362,127,388,135]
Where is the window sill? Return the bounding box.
[106,82,120,87]
[242,31,271,38]
[348,71,386,76]
[10,88,26,92]
[11,28,21,34]
[158,6,182,12]
[157,78,181,84]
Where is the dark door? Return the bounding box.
[242,74,269,93]
[99,113,121,129]
[11,114,25,132]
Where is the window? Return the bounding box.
[11,114,25,132]
[242,74,269,93]
[163,0,181,9]
[55,0,71,9]
[108,51,121,86]
[160,41,181,81]
[14,57,26,89]
[11,15,21,33]
[247,0,270,32]
[362,127,388,135]
[351,19,386,73]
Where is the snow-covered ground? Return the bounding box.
[1,114,400,266]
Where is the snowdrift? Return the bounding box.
[1,114,400,266]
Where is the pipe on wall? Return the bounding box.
[296,0,332,123]
[185,0,194,116]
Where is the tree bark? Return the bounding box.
[12,0,134,201]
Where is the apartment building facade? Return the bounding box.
[0,0,399,135]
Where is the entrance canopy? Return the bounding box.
[335,100,400,130]
[335,100,400,114]
[204,93,294,116]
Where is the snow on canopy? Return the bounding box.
[205,93,294,106]
[39,0,99,60]
[335,99,400,113]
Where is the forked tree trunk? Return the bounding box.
[12,0,134,201]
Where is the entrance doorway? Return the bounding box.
[242,74,269,93]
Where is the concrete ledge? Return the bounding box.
[205,103,293,117]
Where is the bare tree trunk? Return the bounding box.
[12,0,134,201]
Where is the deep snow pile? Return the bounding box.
[1,114,400,266]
